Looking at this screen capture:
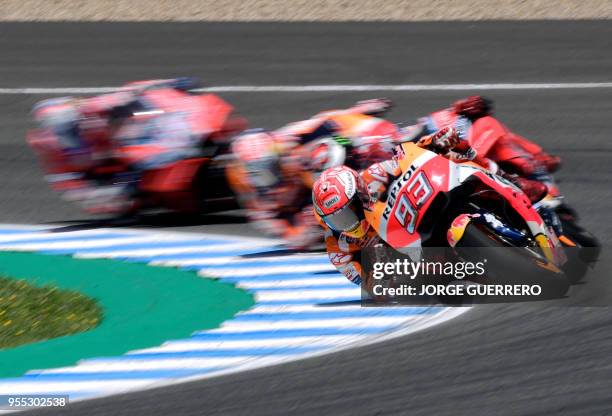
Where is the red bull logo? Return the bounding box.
[447,213,475,247]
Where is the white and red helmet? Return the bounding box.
[231,130,284,189]
[312,166,369,238]
[352,134,396,168]
[304,137,347,181]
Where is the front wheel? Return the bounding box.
[454,224,570,302]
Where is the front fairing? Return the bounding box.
[364,143,444,249]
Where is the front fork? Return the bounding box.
[536,205,564,237]
[447,211,528,248]
[447,211,564,266]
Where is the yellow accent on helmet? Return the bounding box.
[345,220,368,239]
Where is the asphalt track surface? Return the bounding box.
[0,21,610,415]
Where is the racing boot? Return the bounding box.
[534,152,562,173]
[502,172,548,203]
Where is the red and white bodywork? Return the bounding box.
[365,142,561,263]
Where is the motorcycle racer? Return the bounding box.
[33,77,204,164]
[313,127,546,287]
[226,99,403,249]
[313,127,467,285]
[408,95,561,197]
[29,77,243,214]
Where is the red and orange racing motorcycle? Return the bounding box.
[364,141,578,300]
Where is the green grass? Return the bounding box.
[0,277,102,350]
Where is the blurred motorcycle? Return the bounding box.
[28,83,247,216]
[407,110,600,279]
[465,115,600,279]
[226,101,402,249]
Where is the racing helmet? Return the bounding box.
[306,137,347,179]
[231,130,283,190]
[312,166,369,239]
[32,97,79,129]
[453,95,493,120]
[352,134,397,169]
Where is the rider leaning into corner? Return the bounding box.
[30,77,219,214]
[312,126,550,289]
[226,98,404,249]
[406,95,562,202]
[227,95,556,250]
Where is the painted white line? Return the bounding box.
[253,288,359,302]
[200,83,612,92]
[219,317,413,331]
[244,304,364,313]
[133,336,365,353]
[74,242,276,259]
[10,224,283,246]
[0,236,160,251]
[235,277,348,289]
[151,253,327,267]
[0,87,119,94]
[236,304,431,315]
[197,264,336,277]
[2,82,612,95]
[41,357,282,373]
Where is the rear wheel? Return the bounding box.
[559,219,601,263]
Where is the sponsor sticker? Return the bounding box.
[324,195,340,209]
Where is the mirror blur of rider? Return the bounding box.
[31,78,204,214]
[226,98,405,250]
[311,127,492,291]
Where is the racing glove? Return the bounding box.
[418,127,483,165]
[417,127,460,152]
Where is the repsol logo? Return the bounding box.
[382,165,416,220]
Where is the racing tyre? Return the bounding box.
[558,219,600,284]
[454,223,570,302]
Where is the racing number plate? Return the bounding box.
[394,171,433,234]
